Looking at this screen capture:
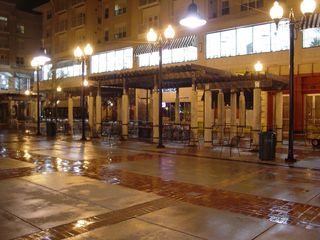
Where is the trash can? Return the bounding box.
[46,122,56,137]
[259,131,276,160]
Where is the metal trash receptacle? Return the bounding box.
[259,131,276,160]
[46,122,56,137]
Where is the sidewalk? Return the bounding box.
[0,131,319,239]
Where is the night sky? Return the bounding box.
[4,0,49,12]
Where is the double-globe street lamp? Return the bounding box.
[31,48,51,136]
[74,43,93,141]
[269,0,316,162]
[147,0,206,148]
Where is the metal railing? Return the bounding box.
[163,123,191,144]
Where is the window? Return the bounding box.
[114,1,127,16]
[0,16,8,32]
[303,28,320,48]
[42,64,52,80]
[46,10,52,20]
[114,24,127,39]
[221,30,236,57]
[221,1,229,15]
[241,0,263,11]
[17,25,24,34]
[104,30,109,41]
[56,64,83,79]
[91,47,133,73]
[105,8,109,18]
[206,21,289,59]
[16,57,24,66]
[138,46,197,67]
[0,76,8,90]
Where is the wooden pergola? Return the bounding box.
[90,64,288,91]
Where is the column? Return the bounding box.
[190,81,198,145]
[149,89,153,122]
[68,95,73,135]
[122,85,129,140]
[239,91,246,126]
[31,100,38,121]
[217,90,225,142]
[175,88,180,124]
[230,89,237,138]
[152,78,159,143]
[275,91,283,143]
[88,93,94,135]
[134,89,139,122]
[204,84,212,146]
[117,97,122,121]
[253,86,261,150]
[96,94,102,135]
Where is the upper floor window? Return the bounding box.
[105,8,109,18]
[303,28,320,48]
[241,0,263,11]
[221,1,229,15]
[42,64,52,80]
[91,47,133,73]
[0,16,8,32]
[138,46,197,67]
[16,57,24,66]
[46,10,52,20]
[0,76,8,90]
[114,24,127,39]
[114,0,127,16]
[206,21,289,59]
[17,24,24,34]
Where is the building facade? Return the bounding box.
[35,0,320,143]
[0,0,42,127]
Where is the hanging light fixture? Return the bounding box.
[179,0,207,29]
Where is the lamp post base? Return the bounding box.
[36,132,41,136]
[80,136,87,141]
[285,155,296,163]
[157,144,165,148]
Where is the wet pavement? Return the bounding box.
[0,131,320,239]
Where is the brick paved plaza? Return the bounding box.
[0,132,320,239]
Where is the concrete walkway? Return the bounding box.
[0,132,319,239]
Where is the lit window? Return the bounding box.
[271,22,289,51]
[253,24,271,53]
[237,27,253,55]
[99,53,107,72]
[107,51,115,71]
[206,33,220,58]
[17,25,24,34]
[303,28,320,48]
[91,55,99,73]
[123,48,133,69]
[221,30,236,57]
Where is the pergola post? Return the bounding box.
[190,80,198,146]
[275,91,283,144]
[175,88,180,124]
[121,80,129,140]
[88,92,94,136]
[253,85,262,150]
[217,90,225,143]
[230,89,237,138]
[152,75,159,144]
[204,84,212,146]
[68,95,73,135]
[239,91,246,127]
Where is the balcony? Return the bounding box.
[71,15,85,28]
[71,0,85,7]
[55,20,68,34]
[139,0,159,9]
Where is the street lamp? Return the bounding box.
[147,25,175,148]
[254,61,263,73]
[31,48,51,136]
[74,43,93,141]
[270,0,316,162]
[179,0,207,28]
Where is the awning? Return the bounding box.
[0,72,13,77]
[55,60,77,68]
[134,35,197,56]
[15,72,31,78]
[300,13,320,30]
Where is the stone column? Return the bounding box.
[134,89,139,122]
[230,89,237,138]
[217,90,225,142]
[121,84,129,140]
[239,91,246,127]
[204,84,212,146]
[175,88,180,124]
[31,100,38,121]
[253,86,262,150]
[68,95,73,135]
[96,94,102,135]
[149,89,153,122]
[190,81,198,145]
[275,91,283,143]
[88,93,94,135]
[152,77,159,143]
[117,97,122,121]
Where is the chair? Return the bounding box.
[220,136,241,156]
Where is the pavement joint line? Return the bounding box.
[136,217,208,240]
[251,222,278,240]
[14,197,177,240]
[120,145,320,172]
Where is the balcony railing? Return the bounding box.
[55,20,68,33]
[71,15,85,28]
[139,0,159,7]
[71,0,85,6]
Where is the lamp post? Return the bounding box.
[74,43,93,141]
[147,25,175,148]
[270,0,316,162]
[31,48,51,136]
